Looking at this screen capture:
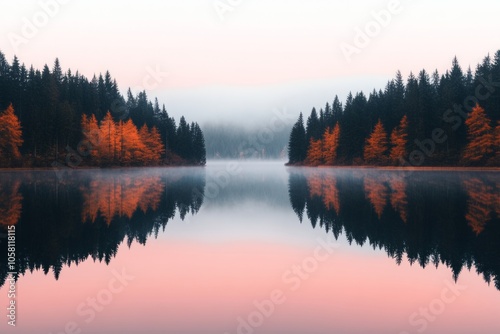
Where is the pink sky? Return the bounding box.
[0,0,499,122]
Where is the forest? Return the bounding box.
[288,51,500,167]
[0,51,206,168]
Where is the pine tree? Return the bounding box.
[389,115,409,165]
[0,103,23,165]
[492,121,500,165]
[462,105,494,165]
[306,108,321,140]
[322,123,340,165]
[364,119,388,165]
[191,123,206,165]
[288,113,307,164]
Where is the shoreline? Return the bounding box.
[285,164,500,172]
[0,165,206,172]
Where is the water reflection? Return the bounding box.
[0,177,23,227]
[0,168,205,287]
[288,169,500,289]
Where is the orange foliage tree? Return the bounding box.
[322,123,341,165]
[81,113,165,166]
[0,103,23,164]
[462,105,494,164]
[119,119,147,165]
[139,124,165,164]
[389,115,408,165]
[364,119,388,165]
[99,112,120,164]
[306,138,323,166]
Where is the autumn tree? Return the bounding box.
[0,103,23,165]
[306,138,323,166]
[139,124,165,164]
[389,115,408,165]
[323,123,341,165]
[98,111,120,164]
[119,119,146,165]
[364,119,388,165]
[462,105,494,165]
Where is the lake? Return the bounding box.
[0,161,499,334]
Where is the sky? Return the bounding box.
[0,0,499,125]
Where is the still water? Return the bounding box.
[0,161,499,334]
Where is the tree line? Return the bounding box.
[288,51,500,167]
[0,51,206,167]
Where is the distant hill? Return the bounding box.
[203,123,290,159]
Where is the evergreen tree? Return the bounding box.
[176,116,192,162]
[492,121,500,165]
[288,113,307,164]
[306,107,321,140]
[191,123,206,165]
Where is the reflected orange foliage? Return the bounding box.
[0,180,23,226]
[308,172,323,198]
[364,176,388,219]
[463,178,497,235]
[81,174,164,224]
[389,176,408,223]
[307,173,341,215]
[322,174,340,214]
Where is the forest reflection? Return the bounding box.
[288,169,500,290]
[0,169,205,287]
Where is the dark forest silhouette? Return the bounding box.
[0,51,206,167]
[288,51,500,167]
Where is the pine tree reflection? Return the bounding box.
[0,169,205,287]
[288,170,500,290]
